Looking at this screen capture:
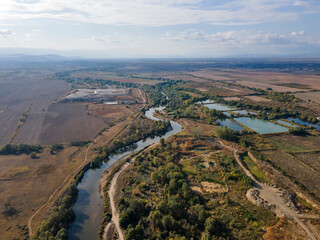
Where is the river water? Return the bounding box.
[68,107,182,240]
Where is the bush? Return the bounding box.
[288,126,307,136]
[215,127,239,142]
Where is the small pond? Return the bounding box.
[234,117,288,134]
[287,118,320,130]
[217,119,244,131]
[276,120,296,127]
[206,103,236,111]
[231,110,257,115]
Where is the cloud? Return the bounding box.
[291,30,306,36]
[0,0,318,26]
[0,29,15,35]
[83,34,120,44]
[166,30,304,46]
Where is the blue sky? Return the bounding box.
[0,0,319,58]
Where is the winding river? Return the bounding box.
[68,107,183,240]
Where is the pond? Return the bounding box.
[287,118,320,130]
[231,110,257,115]
[206,103,236,111]
[217,119,244,131]
[68,107,182,240]
[276,120,296,127]
[234,117,288,134]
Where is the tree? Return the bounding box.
[191,126,202,138]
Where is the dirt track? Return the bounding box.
[108,162,131,240]
[218,140,318,240]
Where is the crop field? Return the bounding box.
[187,69,320,92]
[262,150,320,200]
[244,95,272,102]
[0,70,68,146]
[294,91,320,104]
[37,103,106,145]
[259,134,320,201]
[87,104,133,123]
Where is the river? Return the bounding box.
[68,107,182,240]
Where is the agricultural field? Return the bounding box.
[294,91,320,104]
[37,103,106,145]
[251,134,320,202]
[0,70,68,146]
[186,69,320,92]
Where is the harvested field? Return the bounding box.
[0,70,68,146]
[266,134,320,150]
[294,91,320,104]
[237,80,303,92]
[38,103,105,145]
[223,96,242,101]
[262,150,320,201]
[188,69,320,91]
[87,104,133,122]
[244,95,272,102]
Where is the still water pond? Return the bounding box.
[287,118,320,130]
[217,119,244,131]
[234,117,288,134]
[206,103,236,111]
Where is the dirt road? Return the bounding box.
[108,162,131,240]
[218,140,318,240]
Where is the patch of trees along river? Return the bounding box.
[68,106,183,240]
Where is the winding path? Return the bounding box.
[108,162,131,240]
[218,140,317,240]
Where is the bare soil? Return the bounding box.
[38,103,106,145]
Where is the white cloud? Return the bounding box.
[0,29,15,35]
[291,30,306,36]
[0,0,318,26]
[166,30,305,46]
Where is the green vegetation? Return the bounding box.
[32,171,85,240]
[69,140,92,147]
[242,156,269,183]
[0,144,42,155]
[215,126,239,142]
[289,126,308,136]
[50,143,64,154]
[118,139,277,239]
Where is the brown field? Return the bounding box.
[0,146,84,240]
[237,80,304,92]
[37,103,106,145]
[223,96,242,101]
[0,101,144,240]
[260,134,320,201]
[87,104,133,122]
[187,69,320,92]
[294,91,320,104]
[244,95,272,102]
[0,70,68,146]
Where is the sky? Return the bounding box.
[0,0,320,58]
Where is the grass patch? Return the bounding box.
[269,139,306,152]
[242,156,269,183]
